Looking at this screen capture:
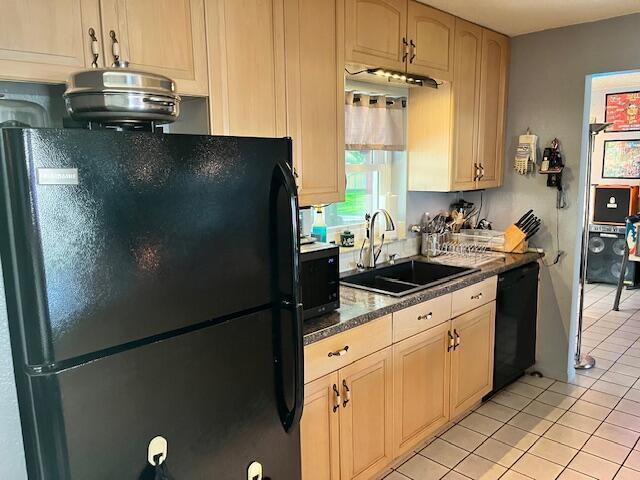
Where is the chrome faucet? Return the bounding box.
[358,209,395,269]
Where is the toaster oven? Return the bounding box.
[300,242,340,320]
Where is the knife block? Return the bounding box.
[503,224,529,253]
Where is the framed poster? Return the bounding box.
[602,139,640,178]
[605,91,640,132]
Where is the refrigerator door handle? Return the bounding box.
[271,155,304,432]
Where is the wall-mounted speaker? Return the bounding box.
[593,185,639,225]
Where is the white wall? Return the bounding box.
[480,13,640,381]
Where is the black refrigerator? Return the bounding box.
[0,128,303,479]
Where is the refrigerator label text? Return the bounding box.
[38,168,79,185]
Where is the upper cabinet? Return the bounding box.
[206,0,286,137]
[345,0,454,81]
[100,0,208,95]
[284,0,346,206]
[345,0,407,72]
[408,18,509,192]
[0,0,103,82]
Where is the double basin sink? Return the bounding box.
[341,259,479,297]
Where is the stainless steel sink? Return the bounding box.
[340,260,478,297]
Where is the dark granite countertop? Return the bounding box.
[303,252,542,345]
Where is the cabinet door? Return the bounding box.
[206,0,286,137]
[301,372,341,480]
[0,0,103,83]
[393,322,450,457]
[406,1,454,81]
[450,301,495,418]
[345,0,407,71]
[284,0,345,207]
[339,347,393,480]
[100,0,208,95]
[450,19,482,191]
[476,29,509,189]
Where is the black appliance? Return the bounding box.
[592,185,638,225]
[488,262,539,396]
[300,242,340,319]
[587,224,640,286]
[0,128,303,479]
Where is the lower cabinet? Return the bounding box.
[450,301,496,418]
[301,347,393,480]
[393,322,450,457]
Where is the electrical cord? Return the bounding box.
[344,67,369,76]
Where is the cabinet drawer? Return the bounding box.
[451,276,497,318]
[392,294,452,342]
[304,315,392,383]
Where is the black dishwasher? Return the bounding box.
[489,262,539,396]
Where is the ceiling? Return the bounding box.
[419,0,640,36]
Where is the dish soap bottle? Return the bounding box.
[311,206,327,242]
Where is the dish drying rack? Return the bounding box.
[423,230,506,267]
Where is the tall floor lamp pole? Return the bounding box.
[575,122,612,370]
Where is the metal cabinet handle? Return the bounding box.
[332,384,340,413]
[417,312,433,321]
[409,39,416,63]
[453,329,461,350]
[328,345,349,357]
[470,292,483,300]
[478,164,485,180]
[88,27,100,68]
[447,330,455,352]
[473,163,480,181]
[109,30,122,67]
[402,37,409,62]
[342,379,351,407]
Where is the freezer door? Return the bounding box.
[0,128,295,364]
[26,309,302,479]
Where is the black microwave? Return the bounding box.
[300,242,340,320]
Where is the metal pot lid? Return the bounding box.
[64,68,178,97]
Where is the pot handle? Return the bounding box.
[142,97,176,107]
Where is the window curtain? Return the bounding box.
[345,91,406,151]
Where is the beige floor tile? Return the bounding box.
[557,469,597,479]
[511,453,563,480]
[519,375,555,389]
[581,389,621,408]
[578,367,607,379]
[618,355,640,368]
[454,454,506,480]
[571,375,597,388]
[557,411,601,434]
[548,381,587,398]
[384,472,411,480]
[591,380,630,397]
[543,424,590,449]
[419,439,468,469]
[491,425,539,450]
[623,449,640,471]
[508,412,553,436]
[500,471,531,480]
[568,451,620,480]
[397,454,450,480]
[590,349,622,361]
[589,357,615,369]
[473,438,523,468]
[440,425,487,452]
[536,391,578,410]
[609,362,640,378]
[594,422,640,448]
[615,398,640,417]
[615,467,640,479]
[440,472,470,480]
[459,413,503,436]
[569,399,612,420]
[505,382,545,399]
[582,436,631,464]
[624,388,640,403]
[475,402,518,423]
[598,342,630,354]
[522,400,565,422]
[490,391,533,411]
[606,410,640,432]
[600,371,638,387]
[528,437,578,466]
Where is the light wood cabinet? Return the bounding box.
[301,372,341,480]
[450,301,495,418]
[408,20,509,192]
[345,0,407,72]
[339,347,393,480]
[476,29,509,189]
[0,0,103,83]
[406,1,454,81]
[100,0,208,95]
[393,322,450,457]
[284,0,345,206]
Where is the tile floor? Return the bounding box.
[383,283,640,480]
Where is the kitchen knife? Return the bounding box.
[526,225,540,240]
[515,210,534,227]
